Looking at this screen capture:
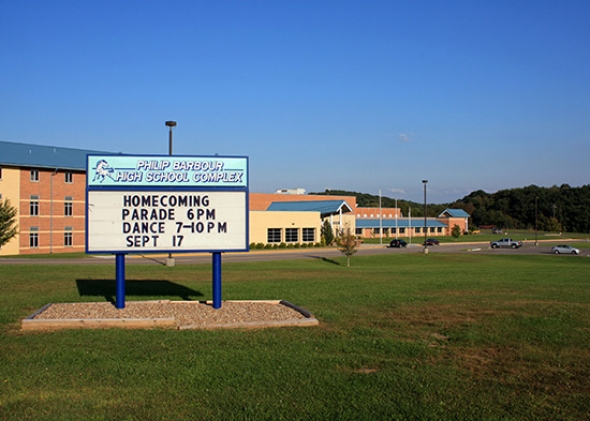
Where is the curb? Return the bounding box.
[22,317,177,331]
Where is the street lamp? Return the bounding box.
[395,197,398,239]
[165,121,177,267]
[165,121,177,155]
[535,196,538,246]
[422,180,428,254]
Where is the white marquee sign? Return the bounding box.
[86,155,249,254]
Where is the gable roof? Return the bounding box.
[267,200,353,217]
[438,208,470,218]
[0,140,114,171]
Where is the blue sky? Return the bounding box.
[2,0,588,203]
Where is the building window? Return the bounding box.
[30,195,39,216]
[285,228,298,243]
[64,227,73,247]
[430,227,436,233]
[400,228,406,234]
[64,196,73,216]
[30,169,39,181]
[373,228,380,234]
[383,228,389,235]
[65,172,73,183]
[355,228,362,235]
[267,228,281,243]
[415,227,421,234]
[302,228,315,242]
[0,166,3,179]
[30,227,39,248]
[437,227,443,233]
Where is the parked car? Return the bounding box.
[490,238,522,249]
[551,244,580,255]
[423,238,440,246]
[389,239,407,248]
[491,228,503,234]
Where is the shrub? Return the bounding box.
[451,224,462,240]
[321,220,334,246]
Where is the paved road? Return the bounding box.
[1,240,581,266]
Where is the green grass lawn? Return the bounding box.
[1,253,589,420]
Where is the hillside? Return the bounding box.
[310,185,590,233]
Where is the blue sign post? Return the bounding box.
[86,154,249,309]
[212,252,222,309]
[115,254,126,309]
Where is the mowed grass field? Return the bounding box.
[1,252,589,421]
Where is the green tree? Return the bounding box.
[321,220,334,246]
[451,224,462,240]
[336,229,358,267]
[0,199,18,248]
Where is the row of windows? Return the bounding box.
[29,169,73,183]
[267,228,316,243]
[358,214,398,218]
[28,228,74,248]
[29,196,74,216]
[364,227,443,235]
[0,167,74,183]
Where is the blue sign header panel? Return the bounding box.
[87,155,248,188]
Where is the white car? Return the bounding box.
[551,244,580,255]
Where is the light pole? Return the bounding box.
[395,197,398,239]
[535,196,538,246]
[166,120,176,155]
[409,207,412,244]
[422,180,428,254]
[165,121,177,267]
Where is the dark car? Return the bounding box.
[423,238,440,246]
[389,239,407,248]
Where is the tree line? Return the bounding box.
[450,184,590,233]
[311,184,590,234]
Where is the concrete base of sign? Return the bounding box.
[21,300,318,331]
[165,256,175,267]
[22,317,177,330]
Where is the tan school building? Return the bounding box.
[0,140,470,255]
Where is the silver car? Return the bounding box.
[551,244,580,255]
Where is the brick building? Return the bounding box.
[0,141,108,255]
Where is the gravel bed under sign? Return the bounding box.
[23,300,318,331]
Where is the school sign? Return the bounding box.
[86,155,249,254]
